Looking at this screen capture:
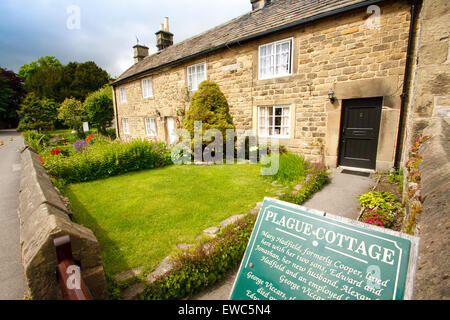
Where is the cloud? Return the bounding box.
[0,0,250,77]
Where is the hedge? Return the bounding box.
[43,139,172,185]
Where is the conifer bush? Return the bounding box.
[184,81,235,151]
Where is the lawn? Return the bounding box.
[64,163,277,276]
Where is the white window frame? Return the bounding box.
[122,118,130,135]
[257,105,291,139]
[119,87,127,103]
[187,62,206,92]
[258,38,294,80]
[142,77,153,99]
[144,117,157,137]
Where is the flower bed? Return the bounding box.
[358,190,403,230]
[22,131,172,186]
[44,138,172,185]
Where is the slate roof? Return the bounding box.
[113,0,375,85]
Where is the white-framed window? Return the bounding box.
[258,38,293,80]
[144,117,157,137]
[122,118,130,134]
[142,78,153,99]
[258,105,291,138]
[187,62,206,91]
[119,87,127,103]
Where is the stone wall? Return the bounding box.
[18,145,108,300]
[413,118,449,300]
[115,1,411,169]
[401,0,450,163]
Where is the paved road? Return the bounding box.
[192,168,374,300]
[0,129,27,299]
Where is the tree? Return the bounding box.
[0,68,25,128]
[17,93,58,132]
[184,80,235,137]
[18,56,62,80]
[83,85,114,134]
[57,97,85,132]
[19,58,109,103]
[70,61,110,101]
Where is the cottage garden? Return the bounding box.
[22,79,410,300]
[19,81,333,299]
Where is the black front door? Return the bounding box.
[338,97,382,169]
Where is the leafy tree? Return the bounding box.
[17,93,58,132]
[19,58,109,103]
[57,97,85,132]
[18,56,62,80]
[83,85,114,134]
[70,61,110,101]
[0,68,25,128]
[25,65,64,102]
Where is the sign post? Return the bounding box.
[230,198,419,300]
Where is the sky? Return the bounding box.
[0,0,251,77]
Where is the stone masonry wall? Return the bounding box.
[401,0,450,164]
[18,144,108,300]
[115,1,411,168]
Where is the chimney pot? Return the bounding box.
[251,0,271,11]
[164,17,170,32]
[155,17,173,51]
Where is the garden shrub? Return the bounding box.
[280,167,329,205]
[142,214,256,300]
[184,80,235,150]
[357,191,401,213]
[44,139,172,185]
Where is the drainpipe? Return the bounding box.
[394,0,420,169]
[112,85,120,140]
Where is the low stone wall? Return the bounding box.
[413,118,449,299]
[18,144,108,300]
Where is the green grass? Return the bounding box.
[263,152,309,185]
[64,163,276,276]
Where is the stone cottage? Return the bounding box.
[111,0,416,171]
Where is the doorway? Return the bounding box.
[338,97,382,170]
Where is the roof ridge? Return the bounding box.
[113,0,372,84]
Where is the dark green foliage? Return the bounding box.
[17,93,58,132]
[20,58,109,103]
[142,214,256,300]
[43,139,172,185]
[83,85,114,134]
[0,67,25,128]
[184,81,235,143]
[280,167,329,205]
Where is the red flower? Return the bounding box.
[50,148,61,155]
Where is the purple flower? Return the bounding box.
[73,140,90,152]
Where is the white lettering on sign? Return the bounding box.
[264,210,396,265]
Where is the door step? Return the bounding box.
[341,169,371,177]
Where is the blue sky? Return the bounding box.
[0,0,251,77]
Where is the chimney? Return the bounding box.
[251,0,271,11]
[133,44,149,63]
[155,17,173,51]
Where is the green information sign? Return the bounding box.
[230,198,419,300]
